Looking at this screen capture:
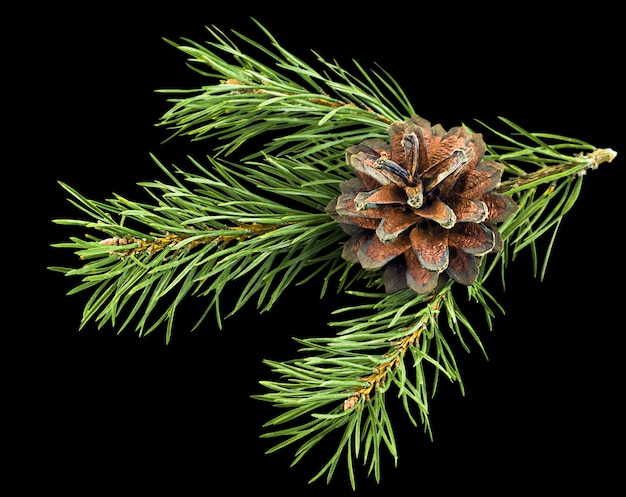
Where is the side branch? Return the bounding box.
[496,147,617,193]
[97,222,288,259]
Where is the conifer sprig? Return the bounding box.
[157,18,413,159]
[257,281,501,488]
[50,18,617,490]
[51,153,352,340]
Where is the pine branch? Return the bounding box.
[485,121,617,283]
[256,281,500,489]
[49,18,619,490]
[50,153,352,340]
[157,18,413,159]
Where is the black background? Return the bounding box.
[5,3,625,494]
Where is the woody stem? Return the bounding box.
[344,292,445,410]
[496,147,617,193]
[99,222,289,258]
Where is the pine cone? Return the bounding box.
[326,115,518,294]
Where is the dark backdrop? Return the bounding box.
[6,3,624,494]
